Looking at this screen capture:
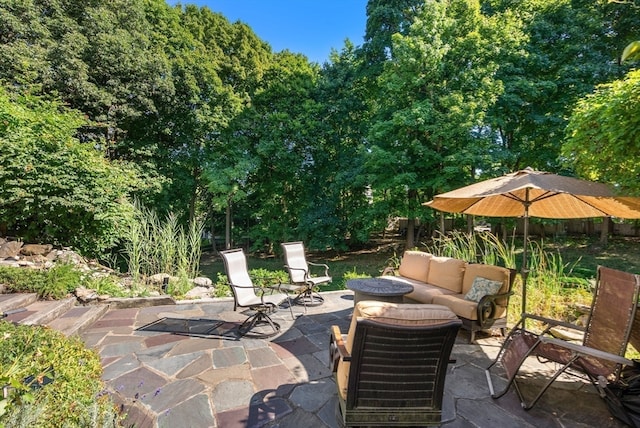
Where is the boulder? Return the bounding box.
[193,276,213,287]
[0,241,23,258]
[75,286,99,303]
[21,244,53,256]
[184,286,211,299]
[148,273,171,285]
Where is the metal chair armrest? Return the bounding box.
[539,336,633,366]
[230,282,273,305]
[521,313,587,333]
[308,261,329,277]
[284,264,309,279]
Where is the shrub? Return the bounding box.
[0,264,80,300]
[214,268,290,298]
[0,322,120,427]
[122,201,204,283]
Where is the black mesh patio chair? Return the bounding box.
[330,301,461,427]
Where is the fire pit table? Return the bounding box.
[346,277,414,304]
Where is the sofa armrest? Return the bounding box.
[477,291,513,328]
[381,266,397,276]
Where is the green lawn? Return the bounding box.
[199,246,393,291]
[199,235,640,289]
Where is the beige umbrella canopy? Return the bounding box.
[424,168,640,314]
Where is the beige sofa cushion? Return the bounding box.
[426,256,466,293]
[337,300,457,399]
[462,264,511,295]
[404,281,458,303]
[398,251,431,282]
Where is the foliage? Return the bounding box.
[484,0,638,171]
[426,231,516,268]
[0,89,136,257]
[0,264,80,300]
[1,0,640,253]
[622,40,640,62]
[122,201,204,282]
[342,269,372,282]
[84,275,128,298]
[509,241,592,324]
[213,268,290,298]
[563,69,640,193]
[0,322,120,427]
[365,0,523,248]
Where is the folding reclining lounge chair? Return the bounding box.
[281,241,331,306]
[220,248,292,337]
[486,266,640,410]
[330,301,461,427]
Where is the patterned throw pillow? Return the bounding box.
[464,276,503,302]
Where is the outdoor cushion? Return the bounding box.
[403,281,458,303]
[398,251,431,282]
[462,264,510,295]
[432,294,477,320]
[464,276,503,302]
[337,301,457,398]
[426,256,466,292]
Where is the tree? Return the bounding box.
[246,52,322,249]
[484,0,640,171]
[0,88,136,256]
[563,69,640,193]
[367,0,521,248]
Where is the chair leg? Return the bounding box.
[238,308,281,338]
[295,287,324,307]
[519,357,578,410]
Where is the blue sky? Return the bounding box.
[172,1,369,63]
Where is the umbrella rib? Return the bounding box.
[502,190,556,204]
[505,189,612,217]
[571,195,613,217]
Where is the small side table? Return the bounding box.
[346,278,414,305]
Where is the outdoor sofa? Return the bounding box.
[381,250,516,342]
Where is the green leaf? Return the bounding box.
[622,41,640,63]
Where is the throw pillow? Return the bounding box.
[464,276,503,302]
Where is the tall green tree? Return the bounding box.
[367,0,521,247]
[0,88,136,256]
[208,51,320,249]
[563,69,640,193]
[484,0,640,171]
[312,42,374,247]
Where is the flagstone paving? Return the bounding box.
[81,291,626,427]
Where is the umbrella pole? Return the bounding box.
[522,196,531,320]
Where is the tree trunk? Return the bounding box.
[405,218,415,249]
[225,198,232,249]
[210,215,217,252]
[600,217,609,245]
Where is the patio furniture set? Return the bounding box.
[220,240,640,427]
[220,241,330,338]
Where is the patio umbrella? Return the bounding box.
[424,167,640,314]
